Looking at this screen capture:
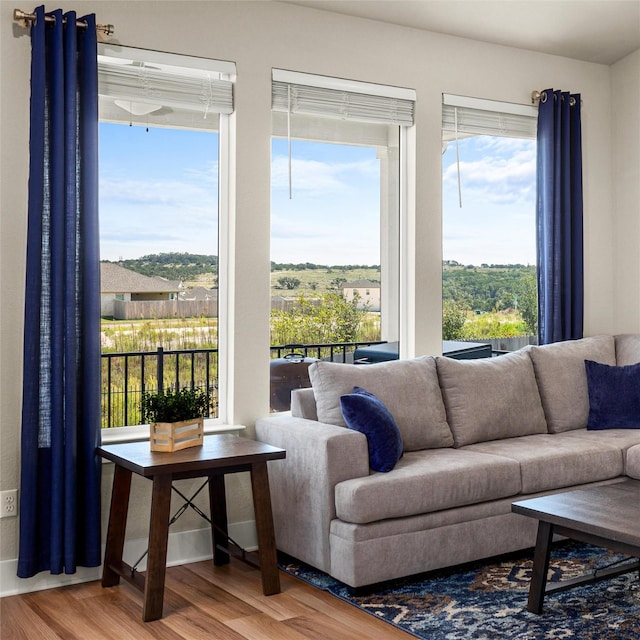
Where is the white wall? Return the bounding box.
[1,0,634,585]
[611,49,640,332]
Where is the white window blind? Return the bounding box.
[442,94,536,140]
[98,45,234,129]
[273,70,415,127]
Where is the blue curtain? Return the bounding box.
[18,6,102,578]
[536,88,584,345]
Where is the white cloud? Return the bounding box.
[442,136,537,265]
[100,175,218,260]
[101,177,213,206]
[443,140,536,206]
[271,155,378,196]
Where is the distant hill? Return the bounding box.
[443,263,536,313]
[103,253,382,282]
[271,261,380,271]
[102,253,218,281]
[104,253,535,314]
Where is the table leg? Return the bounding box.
[250,462,280,596]
[528,520,554,614]
[208,474,229,566]
[143,474,173,622]
[102,465,132,588]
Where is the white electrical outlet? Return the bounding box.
[0,489,19,518]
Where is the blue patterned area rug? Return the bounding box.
[279,542,640,639]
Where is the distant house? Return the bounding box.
[179,286,218,303]
[100,262,182,317]
[342,279,381,311]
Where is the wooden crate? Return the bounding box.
[150,418,204,452]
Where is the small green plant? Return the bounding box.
[141,387,210,424]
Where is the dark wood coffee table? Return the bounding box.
[512,479,640,613]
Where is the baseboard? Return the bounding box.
[0,519,257,598]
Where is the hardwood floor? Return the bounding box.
[1,560,412,639]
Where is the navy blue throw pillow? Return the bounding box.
[340,386,403,472]
[585,360,640,430]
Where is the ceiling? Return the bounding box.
[281,0,640,65]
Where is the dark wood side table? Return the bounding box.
[98,434,286,621]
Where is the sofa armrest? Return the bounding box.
[255,414,369,573]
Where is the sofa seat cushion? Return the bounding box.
[309,357,453,451]
[615,334,640,366]
[626,445,640,479]
[334,449,521,524]
[436,350,547,447]
[332,494,517,543]
[559,427,640,451]
[528,335,616,433]
[463,434,623,493]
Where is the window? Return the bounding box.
[98,45,234,430]
[442,95,537,352]
[270,70,415,409]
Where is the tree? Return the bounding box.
[276,276,300,290]
[442,300,467,340]
[517,270,538,335]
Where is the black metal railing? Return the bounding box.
[270,341,386,362]
[101,341,384,429]
[101,347,219,429]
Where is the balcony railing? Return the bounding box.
[101,341,385,428]
[101,347,219,429]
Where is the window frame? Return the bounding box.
[270,69,416,354]
[97,45,236,441]
[440,94,537,349]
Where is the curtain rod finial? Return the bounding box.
[531,90,542,104]
[13,8,31,29]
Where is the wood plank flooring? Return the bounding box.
[1,560,412,639]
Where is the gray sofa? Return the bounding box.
[255,334,640,588]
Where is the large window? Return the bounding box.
[98,46,234,430]
[442,95,537,352]
[270,71,415,409]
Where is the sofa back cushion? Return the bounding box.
[436,350,547,447]
[308,356,453,451]
[528,335,616,433]
[615,334,640,366]
[291,388,318,421]
[585,359,640,430]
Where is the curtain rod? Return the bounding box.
[531,90,577,107]
[13,8,114,38]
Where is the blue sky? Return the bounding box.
[442,136,536,266]
[99,123,536,266]
[99,123,218,261]
[271,138,380,265]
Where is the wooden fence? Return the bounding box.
[112,299,217,320]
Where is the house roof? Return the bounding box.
[100,262,181,294]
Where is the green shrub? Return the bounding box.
[141,387,210,423]
[442,301,467,340]
[270,292,369,345]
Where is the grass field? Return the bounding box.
[270,266,380,295]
